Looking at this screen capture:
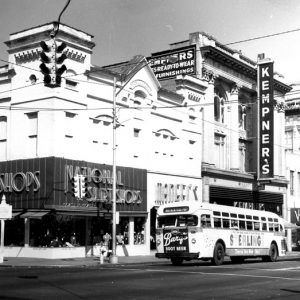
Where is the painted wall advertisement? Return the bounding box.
[258,60,274,180]
[148,45,196,80]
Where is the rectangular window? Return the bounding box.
[290,170,294,195]
[246,221,253,230]
[239,220,246,230]
[214,218,222,228]
[223,218,230,228]
[201,214,211,228]
[214,134,226,169]
[134,128,140,137]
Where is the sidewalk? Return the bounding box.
[0,254,168,268]
[0,251,300,268]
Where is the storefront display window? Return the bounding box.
[134,217,145,245]
[118,217,129,245]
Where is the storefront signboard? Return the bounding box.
[148,45,196,80]
[257,59,274,180]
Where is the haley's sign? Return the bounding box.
[148,45,196,80]
[258,60,274,179]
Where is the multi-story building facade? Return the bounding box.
[285,82,300,249]
[0,23,291,258]
[153,32,291,219]
[0,22,202,258]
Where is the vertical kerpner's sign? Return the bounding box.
[258,60,274,179]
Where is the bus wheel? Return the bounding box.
[230,256,244,264]
[262,243,278,262]
[212,243,225,266]
[171,258,183,266]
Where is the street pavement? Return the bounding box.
[1,251,300,268]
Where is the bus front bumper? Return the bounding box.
[155,252,200,260]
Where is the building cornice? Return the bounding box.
[201,45,292,94]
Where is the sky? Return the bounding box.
[1,0,300,84]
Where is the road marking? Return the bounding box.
[107,267,300,281]
[213,265,300,272]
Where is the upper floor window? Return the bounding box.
[134,90,146,108]
[0,116,7,140]
[214,88,226,123]
[239,104,247,129]
[26,112,38,137]
[285,130,293,150]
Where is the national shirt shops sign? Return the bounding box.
[0,157,147,213]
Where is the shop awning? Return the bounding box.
[20,210,50,219]
[119,212,148,217]
[284,221,300,229]
[11,212,22,218]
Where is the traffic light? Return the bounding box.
[71,175,80,198]
[39,38,67,87]
[39,39,56,86]
[79,175,89,199]
[55,41,67,86]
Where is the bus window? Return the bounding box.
[253,216,259,221]
[246,215,252,220]
[269,223,274,232]
[214,217,222,228]
[254,222,260,231]
[262,222,267,231]
[222,212,229,217]
[274,223,279,232]
[230,213,237,218]
[178,215,198,227]
[238,214,245,219]
[261,217,266,221]
[157,216,177,228]
[279,224,283,232]
[201,214,211,228]
[223,218,230,228]
[213,211,221,216]
[246,221,253,230]
[186,215,198,227]
[239,220,246,230]
[230,220,238,229]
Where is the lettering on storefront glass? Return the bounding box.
[0,171,40,193]
[155,183,199,205]
[64,165,142,205]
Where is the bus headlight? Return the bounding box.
[191,238,196,244]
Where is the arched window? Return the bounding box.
[214,88,226,123]
[239,104,247,129]
[134,90,146,107]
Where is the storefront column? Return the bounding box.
[24,218,30,247]
[129,217,134,245]
[85,217,90,247]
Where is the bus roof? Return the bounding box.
[156,201,281,219]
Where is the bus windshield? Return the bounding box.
[157,215,198,228]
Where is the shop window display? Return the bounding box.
[118,217,129,245]
[134,217,145,245]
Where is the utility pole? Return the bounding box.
[110,76,118,264]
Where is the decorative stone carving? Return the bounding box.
[230,84,241,95]
[15,50,40,64]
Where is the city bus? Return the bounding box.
[155,202,287,265]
